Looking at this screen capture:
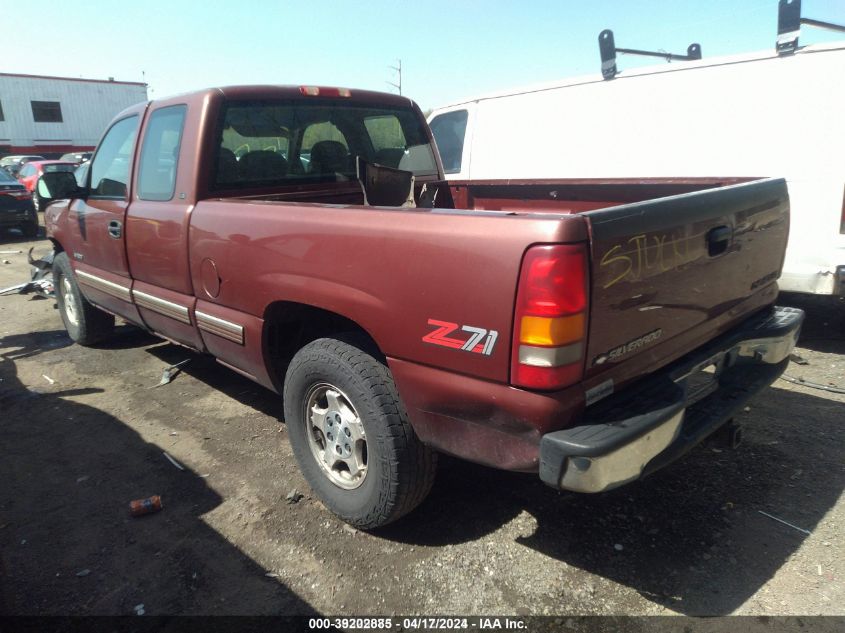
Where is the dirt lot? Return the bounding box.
[0,228,843,617]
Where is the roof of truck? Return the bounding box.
[433,41,845,110]
[146,85,416,108]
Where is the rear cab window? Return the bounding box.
[429,109,468,174]
[211,99,438,191]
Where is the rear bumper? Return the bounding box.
[539,306,804,493]
[0,205,36,228]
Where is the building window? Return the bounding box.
[31,101,63,123]
[0,99,5,121]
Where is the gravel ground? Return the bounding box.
[0,229,842,617]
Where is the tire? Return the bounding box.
[283,336,437,529]
[53,252,115,345]
[20,211,38,238]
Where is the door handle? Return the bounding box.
[108,220,122,239]
[706,225,732,257]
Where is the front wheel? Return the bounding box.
[283,337,437,529]
[53,252,115,345]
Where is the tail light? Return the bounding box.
[3,189,32,200]
[511,244,589,390]
[300,86,351,98]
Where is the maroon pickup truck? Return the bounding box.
[35,85,803,529]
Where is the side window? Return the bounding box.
[137,105,187,201]
[429,110,468,174]
[19,164,35,177]
[89,115,139,199]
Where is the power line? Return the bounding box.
[387,59,402,95]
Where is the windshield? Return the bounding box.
[212,98,438,190]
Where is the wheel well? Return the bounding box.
[263,301,382,392]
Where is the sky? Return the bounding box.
[3,0,844,109]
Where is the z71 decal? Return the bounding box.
[422,319,499,356]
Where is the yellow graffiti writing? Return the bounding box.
[600,232,692,289]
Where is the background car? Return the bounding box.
[60,151,93,163]
[0,155,46,178]
[0,166,38,238]
[17,160,77,210]
[74,161,90,188]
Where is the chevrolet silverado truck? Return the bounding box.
[35,85,803,529]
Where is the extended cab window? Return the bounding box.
[429,110,468,174]
[138,105,187,201]
[212,99,438,190]
[89,116,139,199]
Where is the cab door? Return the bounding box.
[68,109,144,323]
[124,102,204,349]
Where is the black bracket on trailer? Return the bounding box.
[598,29,702,80]
[777,0,845,55]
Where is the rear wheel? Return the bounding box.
[283,336,437,529]
[53,252,114,345]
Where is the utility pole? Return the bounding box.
[387,59,402,95]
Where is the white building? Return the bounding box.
[0,73,148,158]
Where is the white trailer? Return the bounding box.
[428,42,845,297]
[0,73,147,157]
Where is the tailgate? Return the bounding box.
[584,177,789,374]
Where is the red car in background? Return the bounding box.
[17,160,77,210]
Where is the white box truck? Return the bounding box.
[428,42,845,297]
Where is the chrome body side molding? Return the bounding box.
[195,310,244,345]
[132,289,191,325]
[76,270,132,302]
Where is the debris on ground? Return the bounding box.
[162,451,185,471]
[41,374,55,385]
[2,260,10,265]
[152,359,191,388]
[285,489,303,504]
[75,569,91,577]
[0,249,55,298]
[780,374,845,394]
[264,572,280,578]
[76,476,89,483]
[614,543,624,551]
[129,496,163,517]
[789,352,810,365]
[133,604,145,616]
[758,510,811,535]
[342,524,358,535]
[0,250,23,254]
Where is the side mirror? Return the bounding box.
[36,171,86,209]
